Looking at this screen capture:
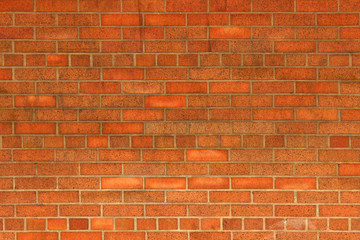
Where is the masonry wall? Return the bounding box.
[1,0,360,239]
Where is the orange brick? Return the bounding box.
[187,150,228,161]
[189,177,229,189]
[145,178,186,189]
[102,177,143,189]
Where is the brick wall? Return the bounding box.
[1,0,360,239]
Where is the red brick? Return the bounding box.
[191,232,230,240]
[37,27,77,39]
[18,233,58,240]
[124,27,164,39]
[295,163,336,176]
[340,0,360,11]
[37,0,77,11]
[339,164,360,175]
[145,41,186,52]
[0,192,35,204]
[329,55,349,66]
[0,13,12,25]
[59,123,100,134]
[232,204,273,216]
[234,68,273,80]
[254,191,294,203]
[148,68,186,80]
[38,191,79,203]
[157,218,177,230]
[167,82,207,93]
[13,149,54,161]
[59,177,99,189]
[341,192,360,203]
[26,219,45,230]
[277,233,316,240]
[0,27,33,39]
[167,27,207,39]
[252,81,293,93]
[189,40,229,52]
[62,233,101,240]
[275,41,316,52]
[320,40,360,53]
[71,55,90,66]
[253,109,293,120]
[166,0,207,11]
[17,205,57,217]
[298,191,338,204]
[103,68,143,80]
[320,233,360,240]
[253,0,294,11]
[153,137,173,147]
[69,219,88,230]
[99,150,140,161]
[330,136,349,147]
[210,191,250,203]
[210,0,250,11]
[276,68,316,80]
[274,13,315,25]
[124,191,164,203]
[297,81,338,93]
[297,108,338,120]
[0,123,12,135]
[123,0,164,11]
[189,177,229,189]
[60,205,101,217]
[79,0,120,11]
[320,205,360,217]
[167,191,207,203]
[65,137,85,148]
[180,218,199,230]
[38,163,79,175]
[4,55,23,66]
[115,218,134,230]
[102,41,142,53]
[105,232,145,240]
[142,150,183,161]
[276,205,316,217]
[188,14,228,26]
[59,41,99,53]
[200,218,220,230]
[297,0,338,12]
[80,163,121,175]
[135,54,154,66]
[15,177,56,189]
[93,54,112,66]
[58,14,99,26]
[273,53,291,65]
[15,68,56,80]
[0,69,12,80]
[15,96,55,107]
[102,123,143,134]
[0,0,33,11]
[275,95,315,107]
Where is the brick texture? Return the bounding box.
[1,0,360,239]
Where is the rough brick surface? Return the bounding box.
[1,0,360,239]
